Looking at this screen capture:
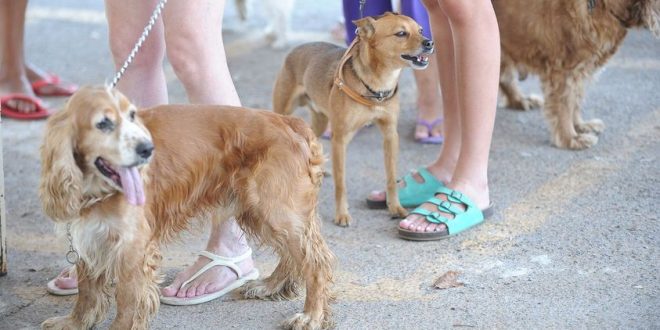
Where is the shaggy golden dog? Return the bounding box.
[272,13,434,226]
[39,86,334,330]
[495,0,659,149]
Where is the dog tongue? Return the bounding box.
[117,167,145,206]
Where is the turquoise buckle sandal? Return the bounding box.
[398,186,494,241]
[366,167,444,209]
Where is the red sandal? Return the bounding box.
[31,74,78,97]
[1,93,51,120]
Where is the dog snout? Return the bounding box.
[422,39,434,52]
[136,141,154,159]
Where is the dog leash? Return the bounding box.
[333,37,398,107]
[110,0,168,88]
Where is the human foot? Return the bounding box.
[414,117,444,144]
[366,167,449,209]
[160,247,256,301]
[0,73,40,114]
[398,183,492,240]
[26,63,78,97]
[46,266,78,296]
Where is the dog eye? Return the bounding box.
[96,117,114,132]
[395,31,408,37]
[129,110,136,121]
[419,28,423,35]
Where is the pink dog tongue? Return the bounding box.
[118,167,145,206]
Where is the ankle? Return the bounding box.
[446,178,490,209]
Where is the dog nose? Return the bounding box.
[136,141,154,159]
[423,39,434,50]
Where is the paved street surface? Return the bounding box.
[1,1,658,329]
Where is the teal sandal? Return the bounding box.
[366,167,444,209]
[398,186,494,241]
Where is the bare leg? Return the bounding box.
[0,0,38,113]
[413,61,444,141]
[158,0,253,298]
[105,0,168,106]
[401,0,499,233]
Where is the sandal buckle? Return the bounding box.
[450,190,463,200]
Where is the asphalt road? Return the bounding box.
[1,1,658,329]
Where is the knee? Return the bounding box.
[439,0,493,25]
[108,27,164,71]
[166,30,222,85]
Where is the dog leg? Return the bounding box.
[310,111,329,138]
[499,57,543,111]
[42,262,110,330]
[281,214,334,330]
[111,240,161,330]
[273,67,305,117]
[571,81,605,135]
[376,117,407,218]
[242,253,302,301]
[330,127,354,226]
[541,72,598,149]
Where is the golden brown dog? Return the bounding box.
[272,12,434,226]
[496,0,659,149]
[39,86,335,330]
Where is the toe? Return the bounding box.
[368,190,386,202]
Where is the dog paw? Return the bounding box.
[554,133,599,150]
[281,312,322,330]
[575,119,605,135]
[41,316,78,330]
[334,213,352,227]
[242,279,300,301]
[388,205,408,219]
[507,95,543,111]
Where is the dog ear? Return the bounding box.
[39,102,83,222]
[353,17,377,39]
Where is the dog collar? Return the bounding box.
[333,38,397,107]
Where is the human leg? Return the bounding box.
[400,0,499,235]
[105,0,168,106]
[401,0,444,143]
[0,0,40,114]
[158,0,254,300]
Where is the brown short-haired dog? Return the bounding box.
[39,86,335,330]
[496,0,659,149]
[273,12,434,226]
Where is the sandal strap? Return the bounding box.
[410,207,450,225]
[416,118,443,131]
[179,248,252,289]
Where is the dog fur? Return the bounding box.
[272,13,434,226]
[496,0,660,149]
[39,86,335,330]
[233,0,294,49]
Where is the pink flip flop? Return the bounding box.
[415,118,444,144]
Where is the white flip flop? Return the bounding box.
[160,249,259,306]
[46,266,79,296]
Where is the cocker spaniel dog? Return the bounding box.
[495,0,659,149]
[39,86,335,330]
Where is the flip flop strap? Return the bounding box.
[31,74,60,90]
[417,118,443,131]
[179,248,252,289]
[401,167,437,187]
